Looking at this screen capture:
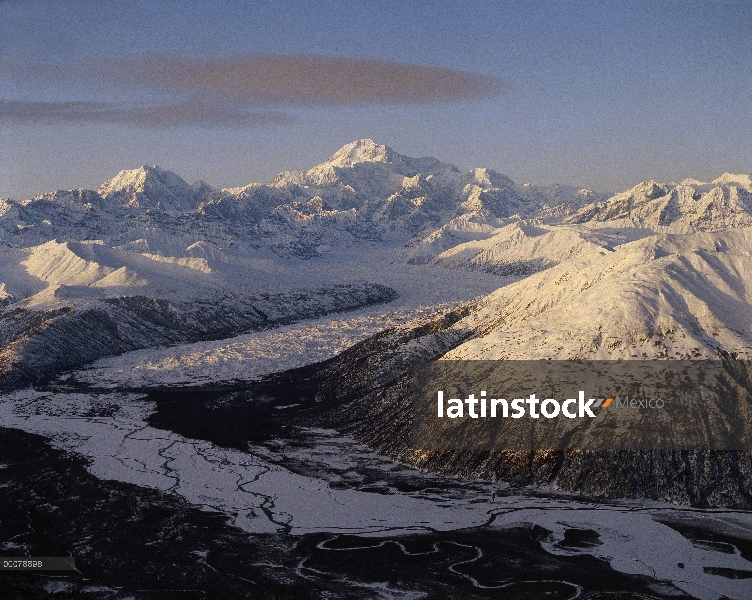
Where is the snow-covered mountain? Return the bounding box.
[98,165,214,211]
[5,140,749,266]
[0,139,611,257]
[568,177,752,230]
[2,140,752,415]
[449,228,752,360]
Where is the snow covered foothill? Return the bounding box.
[447,227,752,361]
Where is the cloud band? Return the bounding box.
[0,100,295,127]
[1,54,503,127]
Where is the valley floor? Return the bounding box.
[2,374,752,599]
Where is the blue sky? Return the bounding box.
[1,0,751,198]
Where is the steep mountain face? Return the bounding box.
[198,184,305,224]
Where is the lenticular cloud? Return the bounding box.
[3,54,504,108]
[96,54,505,106]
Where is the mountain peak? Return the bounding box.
[468,167,515,188]
[323,139,395,168]
[317,139,452,175]
[626,180,670,200]
[98,165,196,211]
[99,165,187,194]
[271,139,455,189]
[712,172,752,189]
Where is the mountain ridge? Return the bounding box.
[5,140,748,239]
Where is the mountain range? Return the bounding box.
[3,140,752,507]
[2,139,752,388]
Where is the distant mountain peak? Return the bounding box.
[313,139,454,175]
[98,165,198,211]
[468,167,515,188]
[678,173,752,191]
[271,139,455,190]
[99,165,187,194]
[679,177,706,186]
[624,180,670,200]
[712,172,752,189]
[322,139,395,168]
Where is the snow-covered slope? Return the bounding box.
[98,165,213,211]
[447,227,752,360]
[304,224,752,506]
[405,218,620,277]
